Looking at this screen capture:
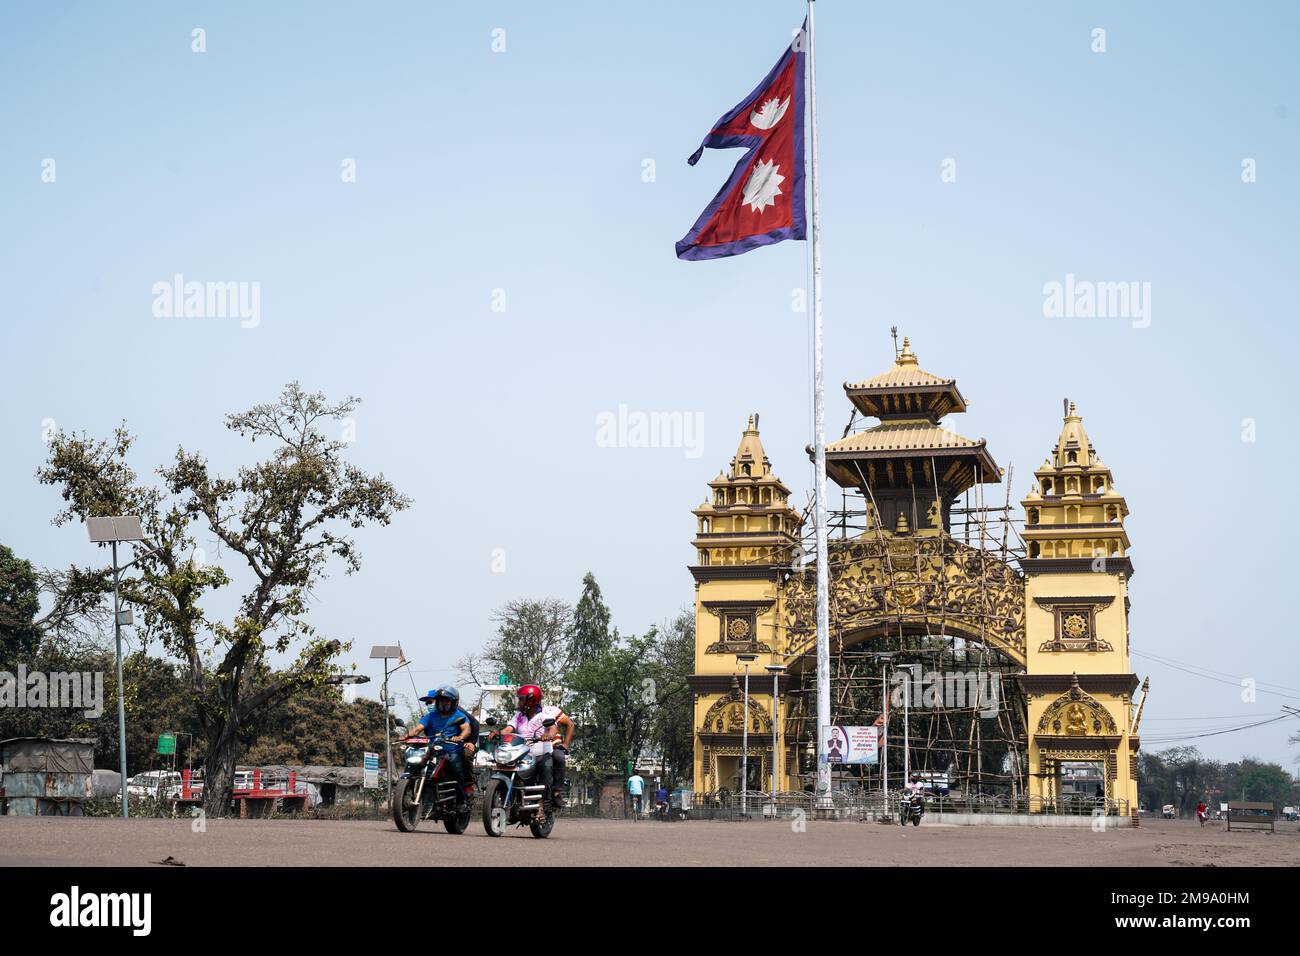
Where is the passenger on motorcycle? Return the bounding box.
[509,684,574,809]
[410,685,474,803]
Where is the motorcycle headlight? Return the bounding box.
[405,748,427,764]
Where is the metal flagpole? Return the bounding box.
[807,0,832,808]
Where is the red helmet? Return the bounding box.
[517,684,543,708]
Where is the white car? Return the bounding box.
[126,771,184,800]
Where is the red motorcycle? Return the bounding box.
[391,729,472,834]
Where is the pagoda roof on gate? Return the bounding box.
[826,420,985,455]
[843,337,968,422]
[822,337,1001,489]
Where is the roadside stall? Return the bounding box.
[0,737,96,816]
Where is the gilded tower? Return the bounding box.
[1021,401,1144,813]
[688,414,803,793]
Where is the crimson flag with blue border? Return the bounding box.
[676,24,807,260]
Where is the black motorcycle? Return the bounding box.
[481,717,557,839]
[392,725,472,834]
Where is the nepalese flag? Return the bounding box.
[676,26,806,260]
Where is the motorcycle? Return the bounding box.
[481,717,558,839]
[899,791,924,827]
[391,725,473,834]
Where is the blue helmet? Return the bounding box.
[420,685,460,703]
[421,684,460,710]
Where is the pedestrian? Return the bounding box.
[628,770,645,817]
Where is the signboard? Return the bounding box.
[363,752,380,789]
[157,733,176,756]
[821,724,879,765]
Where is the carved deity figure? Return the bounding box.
[1064,703,1088,735]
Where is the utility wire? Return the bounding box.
[1132,650,1300,703]
[1141,711,1300,745]
[1134,649,1300,695]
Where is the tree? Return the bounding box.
[38,383,409,815]
[648,609,695,786]
[243,687,387,767]
[0,544,41,665]
[569,572,612,671]
[1234,758,1294,805]
[567,629,661,778]
[6,535,123,667]
[458,597,573,693]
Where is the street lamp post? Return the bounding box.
[881,658,889,805]
[896,663,917,785]
[765,664,785,814]
[86,516,146,820]
[369,645,406,804]
[736,653,757,817]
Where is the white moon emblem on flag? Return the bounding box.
[749,96,790,130]
[742,158,784,213]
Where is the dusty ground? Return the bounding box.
[2,816,1297,867]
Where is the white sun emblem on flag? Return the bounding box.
[742,158,784,213]
[749,95,790,130]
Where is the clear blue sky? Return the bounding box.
[2,2,1297,764]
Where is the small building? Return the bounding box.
[0,737,95,816]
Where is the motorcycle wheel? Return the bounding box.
[482,779,508,838]
[392,777,421,832]
[445,799,472,834]
[911,813,921,827]
[529,808,555,839]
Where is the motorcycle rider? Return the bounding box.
[903,774,925,813]
[508,684,574,810]
[409,685,474,803]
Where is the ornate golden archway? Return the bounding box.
[687,346,1144,813]
[782,534,1026,665]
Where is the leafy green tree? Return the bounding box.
[1234,758,1294,804]
[0,544,41,665]
[567,629,661,777]
[37,384,409,815]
